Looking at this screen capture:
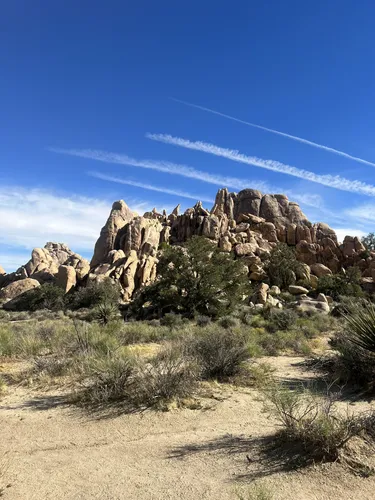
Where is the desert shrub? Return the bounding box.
[92,301,119,325]
[249,314,267,329]
[134,343,199,408]
[7,283,66,312]
[196,315,211,327]
[68,321,121,357]
[68,278,121,310]
[32,356,72,378]
[160,313,185,329]
[78,344,198,409]
[317,268,363,301]
[218,316,240,329]
[256,328,312,356]
[78,354,137,405]
[330,302,375,388]
[130,236,249,319]
[263,384,364,463]
[263,244,303,290]
[188,328,251,380]
[265,309,298,332]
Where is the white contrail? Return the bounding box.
[89,171,214,203]
[50,147,324,209]
[146,133,375,197]
[171,98,375,168]
[50,147,270,192]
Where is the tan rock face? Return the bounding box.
[310,263,332,278]
[0,278,40,301]
[56,265,77,293]
[91,200,133,268]
[0,265,5,275]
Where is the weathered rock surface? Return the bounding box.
[289,285,309,295]
[0,266,5,276]
[0,278,40,302]
[56,265,77,293]
[91,200,134,268]
[3,186,374,305]
[0,243,90,293]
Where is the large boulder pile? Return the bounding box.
[2,186,374,307]
[88,187,371,303]
[0,242,90,301]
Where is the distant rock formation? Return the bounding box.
[1,187,373,305]
[0,242,90,302]
[87,187,372,301]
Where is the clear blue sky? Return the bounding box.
[2,0,375,271]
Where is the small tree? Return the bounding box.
[317,267,363,301]
[67,278,121,310]
[131,236,249,318]
[264,244,303,290]
[361,232,375,251]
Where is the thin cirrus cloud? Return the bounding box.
[89,171,215,203]
[50,147,270,193]
[50,147,323,209]
[171,98,375,169]
[146,133,375,197]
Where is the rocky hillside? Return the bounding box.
[1,187,373,303]
[86,187,371,301]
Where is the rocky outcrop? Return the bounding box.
[91,200,134,268]
[0,243,90,293]
[0,278,40,302]
[3,186,373,306]
[86,186,375,302]
[56,265,77,293]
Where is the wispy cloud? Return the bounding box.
[50,147,270,193]
[0,187,151,271]
[146,133,375,197]
[171,98,375,168]
[51,147,324,209]
[345,204,375,222]
[89,171,214,203]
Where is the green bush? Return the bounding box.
[265,309,298,332]
[196,315,211,327]
[218,316,240,329]
[92,302,119,325]
[130,236,249,319]
[330,302,375,388]
[188,327,251,380]
[264,244,304,290]
[317,268,363,301]
[8,284,66,312]
[68,278,121,310]
[160,313,185,329]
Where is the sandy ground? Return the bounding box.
[1,356,375,500]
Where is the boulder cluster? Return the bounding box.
[0,187,374,309]
[0,243,90,304]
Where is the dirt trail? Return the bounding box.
[1,358,375,500]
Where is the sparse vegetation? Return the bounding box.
[317,268,363,301]
[263,383,375,465]
[264,244,303,290]
[187,328,251,380]
[130,236,249,319]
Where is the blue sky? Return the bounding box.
[2,1,375,271]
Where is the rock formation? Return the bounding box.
[0,243,90,302]
[86,187,375,303]
[1,186,374,307]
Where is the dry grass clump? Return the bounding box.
[76,343,200,410]
[263,383,375,469]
